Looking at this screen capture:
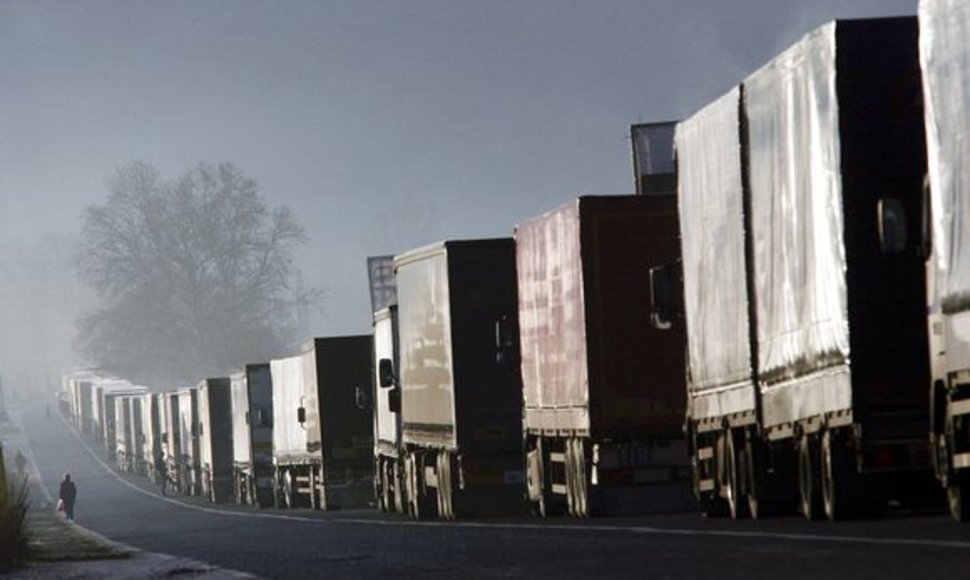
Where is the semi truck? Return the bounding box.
[138,392,159,478]
[113,395,134,470]
[101,385,145,460]
[919,0,970,521]
[657,17,932,521]
[91,378,134,446]
[394,239,523,520]
[230,363,274,507]
[63,372,95,435]
[197,377,234,503]
[160,391,181,489]
[128,394,147,474]
[373,305,403,512]
[518,195,688,518]
[177,387,201,495]
[271,336,373,509]
[367,255,405,513]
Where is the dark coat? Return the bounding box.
[59,480,77,506]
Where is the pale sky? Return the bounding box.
[0,0,917,349]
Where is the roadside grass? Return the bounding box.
[0,441,31,570]
[1,406,129,571]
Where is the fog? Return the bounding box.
[0,0,917,395]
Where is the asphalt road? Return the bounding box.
[14,401,970,579]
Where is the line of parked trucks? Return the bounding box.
[56,0,970,523]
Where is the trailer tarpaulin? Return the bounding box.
[271,355,307,461]
[921,0,970,313]
[675,87,753,398]
[744,22,849,384]
[516,200,589,427]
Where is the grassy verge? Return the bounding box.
[0,439,31,569]
[1,407,129,572]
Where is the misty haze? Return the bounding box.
[4,2,968,579]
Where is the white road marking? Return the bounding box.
[53,408,970,552]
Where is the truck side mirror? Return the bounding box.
[878,197,908,254]
[296,406,306,425]
[495,314,518,365]
[378,359,396,388]
[388,386,401,414]
[920,176,932,260]
[649,264,676,330]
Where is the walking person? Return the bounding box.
[153,443,167,496]
[58,472,77,521]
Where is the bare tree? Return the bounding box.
[77,161,321,385]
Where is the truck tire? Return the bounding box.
[437,451,454,520]
[405,453,433,520]
[392,461,404,514]
[526,439,543,517]
[375,458,386,512]
[565,438,589,518]
[948,474,970,522]
[798,434,822,520]
[723,430,748,519]
[574,439,589,518]
[743,434,763,519]
[283,469,295,508]
[380,459,396,512]
[821,429,853,521]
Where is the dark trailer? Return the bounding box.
[519,195,688,518]
[198,377,234,503]
[230,364,274,507]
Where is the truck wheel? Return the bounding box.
[406,454,420,519]
[573,439,588,518]
[821,429,852,521]
[392,461,404,514]
[374,459,393,512]
[948,474,970,522]
[283,469,295,508]
[743,434,763,519]
[563,438,590,518]
[406,453,432,520]
[377,459,394,512]
[437,451,454,520]
[723,430,748,519]
[375,459,385,512]
[798,434,822,520]
[526,440,544,517]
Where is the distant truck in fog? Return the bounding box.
[101,384,146,461]
[393,239,523,520]
[177,387,201,496]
